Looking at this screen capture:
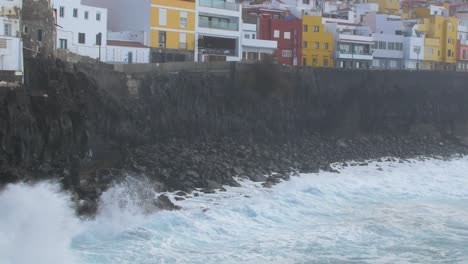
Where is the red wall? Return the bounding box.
[258,14,302,66]
[457,41,468,61]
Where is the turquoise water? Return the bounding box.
[1,157,468,264]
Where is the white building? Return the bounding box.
[0,0,23,75]
[195,0,243,62]
[272,0,316,12]
[402,21,424,70]
[325,20,374,69]
[52,0,108,61]
[241,23,277,62]
[106,31,149,64]
[362,14,404,69]
[81,0,150,46]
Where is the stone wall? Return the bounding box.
[2,59,468,188]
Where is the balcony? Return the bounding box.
[199,0,239,11]
[336,50,373,60]
[199,18,239,31]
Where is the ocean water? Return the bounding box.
[1,157,468,264]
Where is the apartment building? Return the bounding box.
[0,0,23,74]
[302,15,334,67]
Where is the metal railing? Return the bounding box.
[199,18,239,31]
[199,0,239,11]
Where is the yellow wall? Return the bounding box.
[418,13,458,66]
[442,17,458,63]
[150,0,196,50]
[302,16,334,67]
[368,0,400,15]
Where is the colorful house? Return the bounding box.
[150,0,196,62]
[302,15,334,67]
[415,7,458,70]
[245,8,302,66]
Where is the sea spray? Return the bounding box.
[1,157,468,264]
[0,182,80,264]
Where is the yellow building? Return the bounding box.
[416,11,458,70]
[302,15,334,67]
[150,0,196,62]
[368,0,400,15]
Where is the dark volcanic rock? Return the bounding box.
[154,194,181,211]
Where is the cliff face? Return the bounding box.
[2,60,468,189]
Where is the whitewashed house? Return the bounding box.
[106,31,149,64]
[52,0,107,61]
[241,23,277,62]
[0,0,23,76]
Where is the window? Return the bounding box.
[59,39,68,49]
[274,30,280,38]
[303,0,311,4]
[324,43,329,49]
[448,37,452,44]
[314,42,319,49]
[252,34,256,39]
[158,31,166,47]
[396,43,403,51]
[0,38,6,49]
[159,8,167,26]
[59,6,65,17]
[23,26,28,34]
[37,29,43,42]
[96,12,101,21]
[312,57,317,66]
[282,50,292,57]
[180,11,187,28]
[373,60,380,67]
[448,49,452,57]
[378,41,386,49]
[78,32,85,44]
[84,11,89,20]
[427,48,433,54]
[73,8,78,18]
[180,32,187,49]
[390,60,397,68]
[303,41,307,48]
[96,33,102,45]
[438,50,440,56]
[4,24,11,36]
[303,25,308,32]
[313,26,319,32]
[284,32,291,39]
[388,42,395,50]
[244,34,250,39]
[324,58,329,67]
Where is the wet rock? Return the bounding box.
[175,191,187,196]
[154,194,181,211]
[174,196,185,201]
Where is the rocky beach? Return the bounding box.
[2,59,468,216]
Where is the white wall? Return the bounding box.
[53,0,107,60]
[82,0,150,46]
[106,45,149,64]
[108,31,146,45]
[0,0,23,73]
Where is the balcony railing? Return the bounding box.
[201,48,236,56]
[199,18,239,31]
[339,50,372,55]
[199,0,239,11]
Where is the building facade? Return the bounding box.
[241,23,277,63]
[53,0,107,61]
[302,15,334,67]
[106,31,149,64]
[150,0,196,62]
[250,8,302,66]
[195,0,243,62]
[456,17,468,70]
[0,0,23,75]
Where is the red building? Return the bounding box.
[457,40,468,71]
[244,8,302,66]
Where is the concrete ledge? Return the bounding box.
[113,61,234,73]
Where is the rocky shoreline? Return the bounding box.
[75,134,468,216]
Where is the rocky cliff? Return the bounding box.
[2,59,468,205]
